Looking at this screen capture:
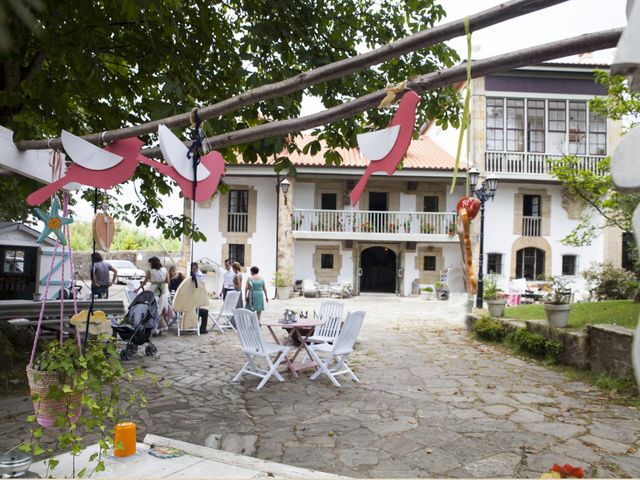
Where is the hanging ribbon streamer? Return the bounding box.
[187,108,202,264]
[450,16,472,194]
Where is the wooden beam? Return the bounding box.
[16,0,570,151]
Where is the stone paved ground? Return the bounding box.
[2,294,640,478]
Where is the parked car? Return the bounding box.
[107,260,146,284]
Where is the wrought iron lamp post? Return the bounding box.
[468,167,499,309]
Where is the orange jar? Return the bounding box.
[114,422,136,457]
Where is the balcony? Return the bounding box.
[227,212,248,232]
[485,152,604,178]
[522,216,541,237]
[291,209,458,242]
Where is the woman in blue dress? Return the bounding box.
[245,266,268,320]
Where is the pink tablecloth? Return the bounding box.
[499,292,521,306]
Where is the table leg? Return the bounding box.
[267,326,298,378]
[289,329,318,373]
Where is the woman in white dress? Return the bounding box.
[138,256,169,332]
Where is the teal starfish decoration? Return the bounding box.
[34,197,74,245]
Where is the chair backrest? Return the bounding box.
[509,278,528,293]
[302,279,318,292]
[332,311,365,356]
[233,308,265,353]
[221,290,241,315]
[315,300,344,338]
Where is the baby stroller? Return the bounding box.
[111,290,159,360]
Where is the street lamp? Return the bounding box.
[280,178,290,205]
[468,167,498,309]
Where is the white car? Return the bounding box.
[107,260,146,284]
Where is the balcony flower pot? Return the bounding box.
[486,299,506,318]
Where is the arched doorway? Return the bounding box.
[515,247,545,280]
[360,247,396,293]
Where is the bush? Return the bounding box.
[582,262,637,301]
[473,316,507,341]
[507,329,562,359]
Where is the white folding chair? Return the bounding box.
[232,308,290,390]
[307,311,365,387]
[307,300,344,345]
[209,290,241,333]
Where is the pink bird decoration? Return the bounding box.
[137,125,225,202]
[349,90,420,206]
[27,131,144,206]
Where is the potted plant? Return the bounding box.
[420,220,434,234]
[484,276,506,317]
[421,286,435,300]
[403,215,412,233]
[22,336,147,477]
[273,271,292,300]
[544,277,572,328]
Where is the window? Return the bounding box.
[515,247,545,281]
[321,193,337,210]
[228,244,245,266]
[548,101,566,132]
[3,249,25,273]
[562,254,578,276]
[568,101,587,154]
[523,195,541,217]
[423,256,436,271]
[527,100,545,153]
[622,232,637,271]
[423,196,439,212]
[589,110,607,155]
[321,254,334,269]
[228,190,248,232]
[486,98,504,151]
[506,99,524,151]
[487,253,503,275]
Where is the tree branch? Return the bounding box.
[15,0,571,150]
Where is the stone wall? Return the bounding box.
[466,314,635,379]
[588,324,634,378]
[73,251,182,280]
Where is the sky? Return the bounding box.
[74,0,629,230]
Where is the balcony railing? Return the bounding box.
[522,216,541,237]
[227,212,248,232]
[485,152,604,176]
[291,209,458,236]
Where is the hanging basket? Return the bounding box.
[26,366,82,429]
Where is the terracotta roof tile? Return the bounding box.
[238,135,463,171]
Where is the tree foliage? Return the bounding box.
[69,221,181,252]
[551,72,640,251]
[1,0,461,238]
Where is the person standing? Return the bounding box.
[220,259,235,299]
[139,256,169,332]
[245,266,268,320]
[232,262,243,309]
[191,262,209,334]
[91,253,117,299]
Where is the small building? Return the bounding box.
[0,222,72,300]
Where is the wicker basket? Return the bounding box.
[26,366,82,429]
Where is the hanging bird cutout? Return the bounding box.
[350,90,420,206]
[137,125,225,202]
[35,197,73,245]
[27,131,143,206]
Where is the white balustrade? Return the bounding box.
[227,212,248,232]
[522,216,542,237]
[291,209,458,235]
[485,152,604,176]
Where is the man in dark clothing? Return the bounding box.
[91,253,117,299]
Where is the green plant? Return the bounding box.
[421,286,434,293]
[506,329,562,359]
[22,337,148,477]
[420,220,434,234]
[473,316,507,341]
[545,277,572,305]
[582,262,637,301]
[483,276,502,301]
[272,271,292,287]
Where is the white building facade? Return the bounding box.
[191,64,625,297]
